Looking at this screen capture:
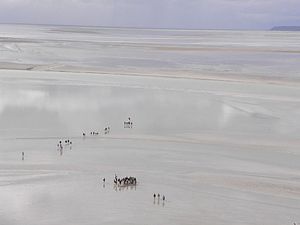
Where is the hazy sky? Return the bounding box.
[0,0,299,29]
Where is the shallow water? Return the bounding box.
[0,25,300,225]
[0,70,300,225]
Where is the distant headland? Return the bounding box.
[271,26,300,31]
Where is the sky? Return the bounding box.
[0,0,299,30]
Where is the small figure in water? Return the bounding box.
[163,195,165,201]
[153,193,156,199]
[157,193,160,199]
[22,152,24,161]
[103,178,106,183]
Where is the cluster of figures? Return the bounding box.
[81,117,133,137]
[114,174,137,187]
[124,117,133,129]
[57,139,72,149]
[56,139,73,156]
[153,193,166,201]
[153,193,166,206]
[104,127,111,135]
[82,127,111,137]
[90,131,100,136]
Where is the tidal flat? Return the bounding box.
[0,25,300,225]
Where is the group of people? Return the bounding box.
[90,131,100,136]
[104,127,111,135]
[153,193,166,201]
[114,174,137,186]
[56,139,73,156]
[124,117,133,128]
[57,139,72,150]
[82,117,133,137]
[82,126,111,137]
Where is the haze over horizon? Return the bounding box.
[0,0,299,30]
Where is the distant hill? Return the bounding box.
[271,26,300,31]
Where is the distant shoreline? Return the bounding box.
[1,22,300,32]
[0,22,267,32]
[271,26,300,31]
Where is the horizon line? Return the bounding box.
[0,22,271,32]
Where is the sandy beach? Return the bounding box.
[0,25,300,225]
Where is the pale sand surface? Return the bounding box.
[0,25,300,225]
[1,24,300,84]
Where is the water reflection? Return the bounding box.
[57,144,63,156]
[0,75,298,139]
[0,87,100,114]
[153,196,166,207]
[0,82,223,137]
[114,185,137,192]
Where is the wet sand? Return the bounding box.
[0,25,300,225]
